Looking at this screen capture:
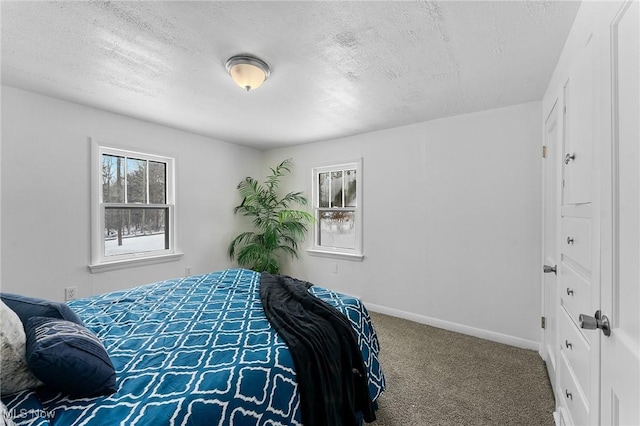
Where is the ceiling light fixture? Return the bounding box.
[225,55,271,92]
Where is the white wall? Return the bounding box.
[1,85,543,348]
[264,101,543,348]
[1,86,262,301]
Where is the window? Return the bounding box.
[90,141,180,272]
[309,160,363,260]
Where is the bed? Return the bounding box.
[1,268,385,425]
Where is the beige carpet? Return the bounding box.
[369,311,555,426]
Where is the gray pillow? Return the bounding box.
[0,300,42,396]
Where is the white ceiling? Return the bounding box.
[1,1,580,150]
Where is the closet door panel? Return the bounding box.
[560,264,592,339]
[559,308,591,400]
[562,37,594,206]
[561,217,591,272]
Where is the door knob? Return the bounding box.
[543,264,557,275]
[579,310,611,337]
[564,153,576,164]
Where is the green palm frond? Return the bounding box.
[278,245,299,259]
[277,192,309,209]
[228,159,313,274]
[265,159,293,192]
[228,231,256,259]
[279,210,314,224]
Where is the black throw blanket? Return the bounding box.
[259,273,376,426]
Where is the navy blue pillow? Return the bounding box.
[25,316,116,397]
[0,293,83,328]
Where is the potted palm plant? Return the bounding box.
[228,159,314,274]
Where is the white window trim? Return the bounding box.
[307,159,364,261]
[307,249,364,261]
[89,139,182,273]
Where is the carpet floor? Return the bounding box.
[369,311,556,426]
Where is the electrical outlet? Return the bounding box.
[331,263,338,274]
[185,266,192,277]
[64,286,77,301]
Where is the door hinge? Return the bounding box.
[541,316,546,329]
[542,145,547,158]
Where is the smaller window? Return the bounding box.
[90,141,180,272]
[309,160,363,260]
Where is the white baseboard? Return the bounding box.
[364,302,540,351]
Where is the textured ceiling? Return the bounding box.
[1,1,580,149]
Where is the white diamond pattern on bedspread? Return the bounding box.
[1,269,385,426]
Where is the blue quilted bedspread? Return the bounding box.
[2,269,385,425]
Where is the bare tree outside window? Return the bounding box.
[312,161,362,258]
[101,153,171,257]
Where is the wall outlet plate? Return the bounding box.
[64,286,77,301]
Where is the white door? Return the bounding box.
[594,1,640,424]
[542,101,561,394]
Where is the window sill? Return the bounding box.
[306,249,364,261]
[89,252,184,273]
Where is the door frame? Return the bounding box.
[541,98,562,396]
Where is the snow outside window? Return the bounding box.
[309,160,363,261]
[90,141,181,272]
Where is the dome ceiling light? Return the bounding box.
[225,55,271,92]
